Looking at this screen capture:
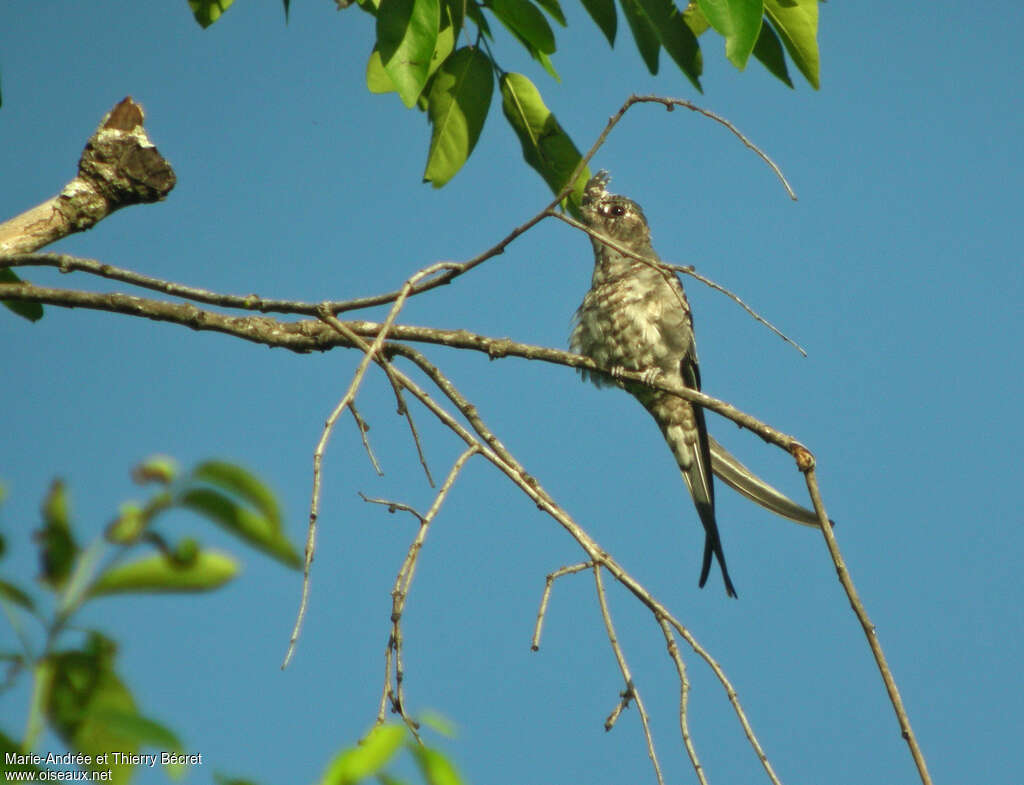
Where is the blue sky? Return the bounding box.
[2,2,1021,784]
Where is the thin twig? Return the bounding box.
[550,210,807,357]
[531,562,594,650]
[667,264,807,357]
[276,329,782,783]
[802,467,934,785]
[358,492,425,523]
[624,95,797,201]
[372,447,480,732]
[657,616,707,785]
[593,565,664,785]
[349,404,383,476]
[283,264,453,668]
[367,342,784,782]
[392,383,435,487]
[662,614,784,785]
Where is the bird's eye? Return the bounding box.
[608,204,626,217]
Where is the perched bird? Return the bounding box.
[570,171,822,597]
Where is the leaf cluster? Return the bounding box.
[0,458,301,783]
[184,0,820,209]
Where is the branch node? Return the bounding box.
[791,443,816,472]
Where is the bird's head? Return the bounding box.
[580,170,651,251]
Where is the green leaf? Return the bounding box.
[0,577,35,611]
[189,0,235,28]
[533,0,567,25]
[46,637,142,785]
[579,0,616,45]
[682,2,711,35]
[442,0,466,38]
[499,73,590,218]
[91,707,186,778]
[283,0,291,22]
[191,461,282,528]
[419,711,457,738]
[0,268,44,321]
[86,550,239,596]
[319,724,407,785]
[428,2,459,81]
[465,2,493,37]
[536,50,561,81]
[410,745,465,785]
[764,0,818,88]
[488,0,556,54]
[635,0,702,89]
[424,48,494,187]
[752,16,792,87]
[377,0,441,107]
[105,503,146,544]
[178,485,300,567]
[697,0,762,69]
[133,455,179,485]
[37,479,77,588]
[618,0,660,74]
[367,48,398,93]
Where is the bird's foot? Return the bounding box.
[639,367,663,387]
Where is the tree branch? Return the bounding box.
[0,98,175,256]
[2,93,935,785]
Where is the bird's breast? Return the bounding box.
[571,275,691,376]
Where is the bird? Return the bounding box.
[569,171,823,597]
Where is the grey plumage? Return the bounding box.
[570,171,823,597]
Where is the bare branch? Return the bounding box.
[593,565,664,785]
[349,404,384,476]
[2,94,935,785]
[802,467,934,785]
[0,98,175,256]
[370,447,480,731]
[283,263,448,669]
[628,95,797,200]
[657,616,707,785]
[531,562,594,650]
[390,383,435,488]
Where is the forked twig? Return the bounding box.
[532,562,594,650]
[283,262,456,668]
[1,94,934,785]
[657,616,707,785]
[387,345,784,783]
[368,447,480,731]
[593,565,664,785]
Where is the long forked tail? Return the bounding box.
[669,413,737,598]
